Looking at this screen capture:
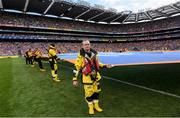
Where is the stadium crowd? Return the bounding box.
[0,34,90,41]
[0,39,180,56]
[0,12,180,56]
[0,32,180,41]
[0,12,180,33]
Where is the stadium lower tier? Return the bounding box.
[0,39,180,56]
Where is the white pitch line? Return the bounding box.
[103,76,180,99]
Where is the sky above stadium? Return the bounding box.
[73,0,180,12]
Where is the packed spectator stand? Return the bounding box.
[1,39,180,56]
[0,3,180,56]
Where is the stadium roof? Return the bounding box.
[0,0,180,24]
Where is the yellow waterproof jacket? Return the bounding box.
[73,48,106,84]
[34,50,42,58]
[48,48,58,63]
[27,51,33,57]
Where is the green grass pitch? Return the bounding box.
[1,58,180,117]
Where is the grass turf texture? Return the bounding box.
[1,58,180,116]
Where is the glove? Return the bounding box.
[73,69,79,78]
[106,64,114,68]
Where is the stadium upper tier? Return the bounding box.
[0,12,180,34]
[0,0,180,24]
